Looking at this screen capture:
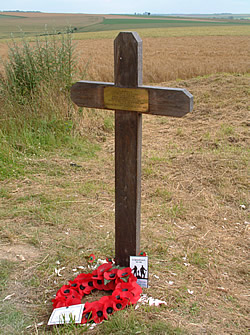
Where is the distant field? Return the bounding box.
[0,13,26,18]
[0,12,103,39]
[66,25,250,41]
[0,12,249,39]
[168,13,250,20]
[83,17,249,33]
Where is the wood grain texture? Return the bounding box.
[114,31,142,88]
[115,111,142,267]
[71,81,193,117]
[147,86,193,117]
[70,81,111,109]
[114,32,142,267]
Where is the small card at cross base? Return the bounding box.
[130,256,148,288]
[48,304,85,325]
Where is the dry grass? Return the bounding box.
[74,35,250,83]
[0,73,249,334]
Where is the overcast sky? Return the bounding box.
[1,0,250,14]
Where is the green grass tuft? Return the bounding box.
[0,259,15,292]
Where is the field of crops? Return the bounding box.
[0,12,249,39]
[0,12,103,39]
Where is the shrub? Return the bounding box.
[0,32,83,179]
[0,33,74,105]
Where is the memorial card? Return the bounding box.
[48,304,85,325]
[130,256,148,288]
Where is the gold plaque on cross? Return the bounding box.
[104,87,149,112]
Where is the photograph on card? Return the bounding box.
[130,256,148,288]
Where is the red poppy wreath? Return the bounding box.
[52,261,142,324]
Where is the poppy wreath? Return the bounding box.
[52,262,142,324]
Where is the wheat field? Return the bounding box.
[74,34,250,84]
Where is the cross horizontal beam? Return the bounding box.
[71,81,193,118]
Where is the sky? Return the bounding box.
[1,0,250,14]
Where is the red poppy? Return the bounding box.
[75,272,92,280]
[139,251,146,256]
[111,292,129,311]
[56,285,81,300]
[130,281,142,298]
[106,257,113,263]
[103,279,116,291]
[113,281,141,303]
[117,267,132,281]
[91,301,106,323]
[91,269,105,290]
[104,268,118,281]
[81,301,96,324]
[91,269,103,280]
[73,273,95,295]
[118,280,142,295]
[100,296,115,319]
[52,291,82,309]
[68,280,84,298]
[52,296,67,309]
[115,287,134,302]
[88,253,96,263]
[55,284,71,298]
[128,273,137,283]
[65,295,82,307]
[97,262,112,275]
[81,301,106,324]
[116,281,140,297]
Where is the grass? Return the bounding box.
[97,308,185,334]
[0,302,31,335]
[0,73,248,334]
[0,19,249,334]
[0,259,15,291]
[0,259,31,335]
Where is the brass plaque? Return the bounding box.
[104,87,149,112]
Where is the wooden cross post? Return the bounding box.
[71,32,193,267]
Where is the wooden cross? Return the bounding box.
[71,32,193,267]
